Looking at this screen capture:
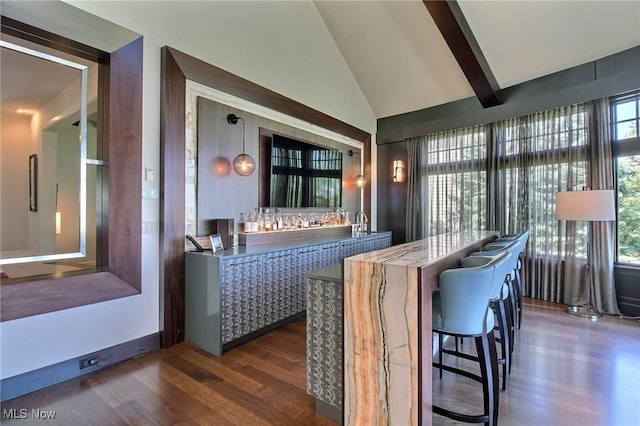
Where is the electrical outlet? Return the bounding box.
[79,356,99,369]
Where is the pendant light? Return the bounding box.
[227,113,256,176]
[348,149,366,187]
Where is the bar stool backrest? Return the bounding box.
[462,251,511,300]
[437,257,501,335]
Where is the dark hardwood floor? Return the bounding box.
[1,299,639,425]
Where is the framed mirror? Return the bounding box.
[1,37,92,270]
[1,1,142,322]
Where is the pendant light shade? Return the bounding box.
[232,153,256,176]
[227,113,256,176]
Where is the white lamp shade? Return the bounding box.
[555,190,616,221]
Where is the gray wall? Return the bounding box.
[377,142,408,246]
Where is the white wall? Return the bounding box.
[0,114,31,253]
[1,1,375,380]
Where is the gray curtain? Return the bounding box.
[587,99,619,314]
[405,137,423,241]
[405,102,619,312]
[490,106,587,305]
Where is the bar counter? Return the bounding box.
[343,230,498,425]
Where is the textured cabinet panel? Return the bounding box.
[220,255,263,343]
[341,238,361,258]
[264,249,298,322]
[373,233,392,251]
[306,277,343,409]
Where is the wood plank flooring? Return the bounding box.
[1,299,639,425]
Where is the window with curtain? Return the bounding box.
[497,106,589,257]
[494,105,589,303]
[411,100,622,312]
[270,143,342,208]
[414,104,591,304]
[421,126,487,236]
[611,91,640,265]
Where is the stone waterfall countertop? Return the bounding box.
[343,230,499,426]
[345,230,498,267]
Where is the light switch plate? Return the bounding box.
[145,167,155,182]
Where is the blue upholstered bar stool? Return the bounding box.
[474,240,521,349]
[432,254,506,426]
[461,251,516,391]
[493,230,530,329]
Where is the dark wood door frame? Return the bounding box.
[160,46,371,348]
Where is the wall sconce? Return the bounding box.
[348,149,366,187]
[227,113,256,176]
[393,160,405,183]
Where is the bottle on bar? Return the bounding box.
[238,212,246,234]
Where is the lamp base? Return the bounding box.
[566,305,602,320]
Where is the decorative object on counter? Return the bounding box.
[207,218,234,249]
[348,149,366,187]
[186,235,205,252]
[209,234,224,253]
[227,113,256,176]
[555,189,616,320]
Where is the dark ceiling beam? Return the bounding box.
[423,0,501,108]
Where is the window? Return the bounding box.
[270,135,343,208]
[499,108,588,258]
[612,91,640,264]
[422,126,487,236]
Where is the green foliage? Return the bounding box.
[617,155,640,263]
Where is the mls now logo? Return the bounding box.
[3,408,56,419]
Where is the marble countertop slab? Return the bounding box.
[345,230,498,267]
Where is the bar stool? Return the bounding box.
[460,251,515,390]
[493,230,529,329]
[432,254,505,426]
[475,240,520,349]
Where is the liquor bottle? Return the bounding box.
[250,211,258,233]
[264,214,271,232]
[258,211,265,232]
[238,212,246,234]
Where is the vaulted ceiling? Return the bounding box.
[2,1,640,121]
[315,0,640,118]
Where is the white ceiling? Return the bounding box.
[2,1,639,120]
[0,34,93,116]
[315,0,640,118]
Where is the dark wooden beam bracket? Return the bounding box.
[423,0,502,108]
